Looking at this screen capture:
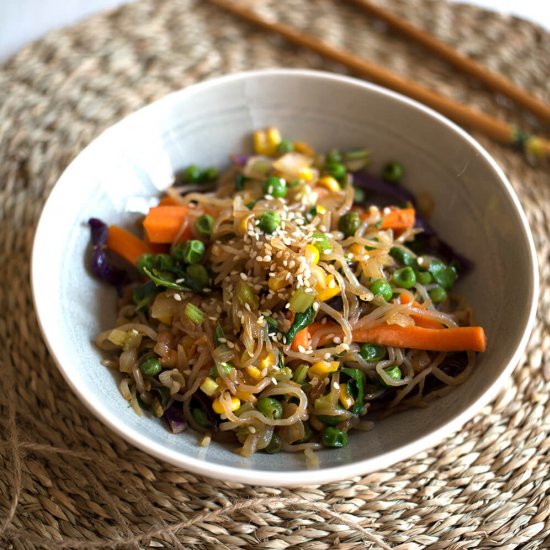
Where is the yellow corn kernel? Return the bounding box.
[268,272,289,291]
[298,167,316,182]
[309,361,340,376]
[259,351,276,371]
[200,377,219,397]
[317,274,341,301]
[311,264,327,291]
[235,389,256,403]
[212,395,241,414]
[246,365,262,380]
[339,384,355,410]
[350,243,366,258]
[317,176,341,192]
[316,205,327,215]
[253,128,281,156]
[294,141,315,157]
[235,214,251,236]
[304,244,320,265]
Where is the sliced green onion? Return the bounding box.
[184,303,205,325]
[236,281,259,309]
[311,232,332,254]
[359,343,387,363]
[289,288,316,313]
[292,364,310,384]
[322,426,348,448]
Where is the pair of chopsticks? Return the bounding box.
[208,0,550,160]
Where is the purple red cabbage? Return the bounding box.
[230,154,250,167]
[87,218,129,290]
[352,170,472,273]
[163,402,187,434]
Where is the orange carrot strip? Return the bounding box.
[291,326,311,352]
[158,195,182,206]
[107,225,154,266]
[317,323,486,352]
[398,293,443,329]
[143,206,192,243]
[380,208,415,230]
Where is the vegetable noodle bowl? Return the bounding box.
[88,127,486,461]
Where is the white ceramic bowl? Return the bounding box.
[32,69,538,486]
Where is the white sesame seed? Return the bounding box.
[323,352,331,360]
[173,294,182,302]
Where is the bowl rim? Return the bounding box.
[31,68,539,486]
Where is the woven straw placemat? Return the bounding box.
[1,0,549,548]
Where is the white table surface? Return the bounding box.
[1,1,549,63]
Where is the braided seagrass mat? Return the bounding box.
[1,0,549,548]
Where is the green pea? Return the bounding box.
[415,270,433,285]
[137,253,156,276]
[154,253,175,271]
[262,176,287,198]
[370,279,393,301]
[359,343,387,362]
[321,426,348,448]
[428,260,457,291]
[392,267,417,289]
[181,240,206,264]
[264,433,282,454]
[382,161,404,183]
[183,164,201,183]
[259,210,280,234]
[192,407,211,428]
[186,264,209,288]
[312,232,332,254]
[429,286,448,303]
[326,150,342,164]
[390,246,415,267]
[257,397,283,420]
[338,211,361,237]
[199,167,218,182]
[277,139,294,154]
[170,242,187,264]
[353,188,366,203]
[195,214,215,238]
[139,353,162,377]
[326,161,347,180]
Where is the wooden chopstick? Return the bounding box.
[208,0,550,159]
[344,0,550,126]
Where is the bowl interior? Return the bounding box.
[32,70,537,485]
